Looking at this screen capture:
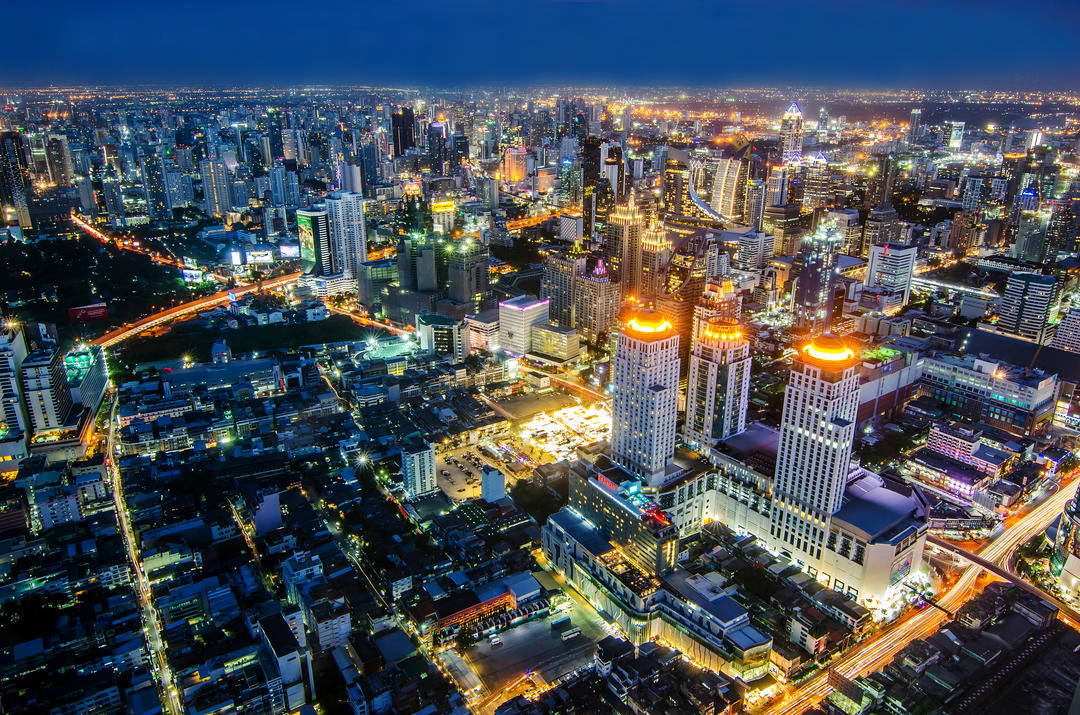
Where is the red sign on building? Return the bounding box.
[68,302,109,322]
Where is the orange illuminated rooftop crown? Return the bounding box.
[625,308,673,338]
[700,316,743,343]
[801,334,856,366]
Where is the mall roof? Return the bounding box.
[833,473,927,545]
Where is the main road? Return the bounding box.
[766,477,1080,715]
[106,393,183,715]
[93,272,300,348]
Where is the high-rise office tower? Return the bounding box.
[574,259,620,344]
[817,106,830,143]
[447,238,489,312]
[45,135,73,186]
[744,179,766,231]
[541,241,588,328]
[582,135,603,192]
[770,334,859,561]
[766,165,789,207]
[684,317,751,448]
[639,226,670,298]
[908,108,922,144]
[0,131,32,229]
[866,243,918,306]
[611,308,680,486]
[692,278,741,340]
[802,153,831,210]
[0,326,30,445]
[709,144,750,220]
[268,165,287,206]
[1050,306,1080,353]
[102,172,126,228]
[297,208,336,276]
[199,158,231,218]
[325,191,368,279]
[735,230,776,270]
[498,295,550,356]
[867,153,896,209]
[427,120,448,174]
[605,197,645,295]
[401,438,437,499]
[391,106,415,157]
[602,150,625,202]
[861,204,901,257]
[792,222,842,335]
[948,121,965,151]
[780,102,804,165]
[998,272,1058,343]
[500,147,528,183]
[21,348,73,437]
[826,208,862,255]
[662,152,699,220]
[141,149,171,221]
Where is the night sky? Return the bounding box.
[7,0,1080,88]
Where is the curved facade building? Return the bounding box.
[1052,497,1080,592]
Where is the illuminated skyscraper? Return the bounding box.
[802,152,830,210]
[0,131,32,228]
[639,226,670,298]
[141,148,171,221]
[45,135,73,187]
[501,147,527,183]
[866,243,917,306]
[861,204,900,257]
[908,108,922,144]
[199,158,230,218]
[998,272,1058,343]
[574,259,620,344]
[102,172,126,228]
[948,121,965,151]
[325,191,368,278]
[709,143,750,220]
[766,165,788,207]
[817,106,830,143]
[792,222,842,334]
[297,208,335,276]
[605,197,645,295]
[446,238,489,312]
[744,179,766,230]
[427,120,448,174]
[684,317,750,448]
[770,335,859,560]
[612,309,680,486]
[780,102,804,165]
[541,241,587,327]
[391,106,415,157]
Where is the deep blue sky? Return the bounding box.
[6,0,1079,88]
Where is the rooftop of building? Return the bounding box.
[499,295,548,310]
[623,308,674,341]
[832,472,928,545]
[663,569,749,627]
[958,328,1080,383]
[716,422,780,476]
[799,334,858,369]
[924,348,1057,388]
[910,450,994,487]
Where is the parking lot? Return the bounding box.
[436,444,530,501]
[464,587,612,699]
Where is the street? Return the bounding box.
[765,477,1080,714]
[106,392,183,715]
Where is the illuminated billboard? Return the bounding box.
[297,213,316,273]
